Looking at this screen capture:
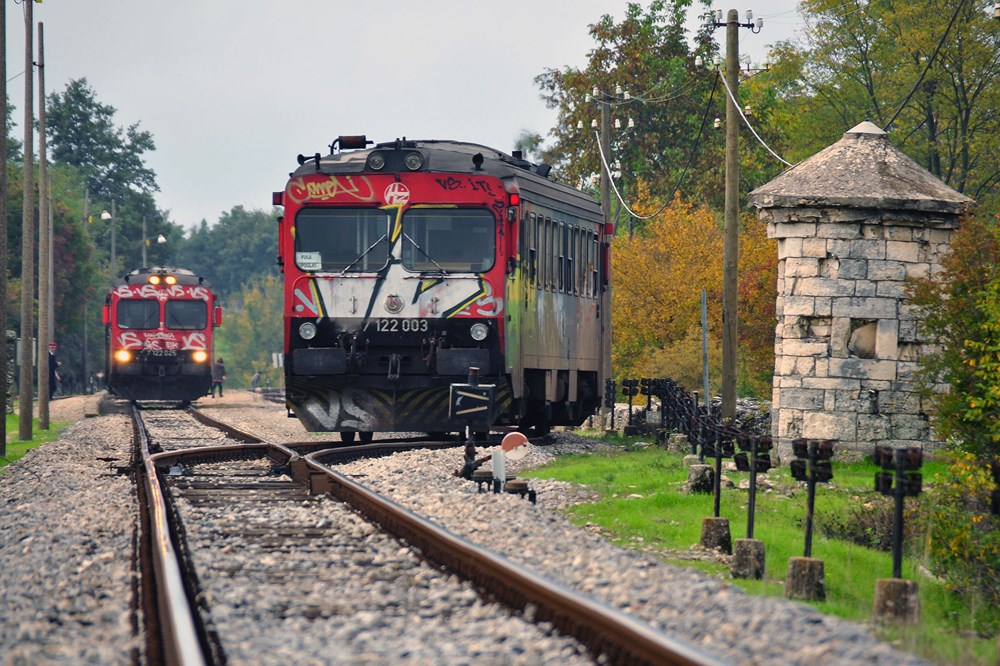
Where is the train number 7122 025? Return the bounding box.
[365,318,429,333]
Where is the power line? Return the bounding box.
[718,70,794,167]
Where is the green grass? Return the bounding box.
[2,413,68,469]
[522,432,999,666]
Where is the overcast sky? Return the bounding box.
[4,1,803,229]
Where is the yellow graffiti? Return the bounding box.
[287,175,376,204]
[382,204,404,243]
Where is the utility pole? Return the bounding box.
[709,8,761,423]
[599,95,614,430]
[38,22,50,428]
[18,0,36,441]
[1,0,9,456]
[142,216,148,266]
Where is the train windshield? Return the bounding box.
[402,208,495,272]
[294,208,392,272]
[165,300,208,330]
[117,300,159,330]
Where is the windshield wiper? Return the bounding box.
[339,235,388,275]
[402,233,447,273]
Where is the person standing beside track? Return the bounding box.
[210,357,227,397]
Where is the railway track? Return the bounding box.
[131,404,723,665]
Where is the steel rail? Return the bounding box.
[292,451,726,666]
[132,405,208,666]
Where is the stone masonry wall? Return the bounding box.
[762,206,957,458]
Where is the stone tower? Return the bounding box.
[747,121,973,458]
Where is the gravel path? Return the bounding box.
[0,392,931,665]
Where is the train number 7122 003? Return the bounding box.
[366,318,429,333]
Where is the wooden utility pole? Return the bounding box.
[18,0,36,441]
[38,22,51,429]
[721,9,740,423]
[1,0,9,456]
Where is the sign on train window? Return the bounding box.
[295,208,391,272]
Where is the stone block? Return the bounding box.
[795,277,856,297]
[838,259,868,279]
[773,222,817,238]
[801,237,829,257]
[830,317,852,358]
[850,239,886,260]
[885,227,914,241]
[700,517,732,554]
[872,579,920,624]
[731,539,766,580]
[876,319,898,359]
[904,262,931,280]
[891,413,930,440]
[777,409,804,439]
[780,340,830,357]
[814,297,832,316]
[783,296,816,316]
[801,376,860,391]
[829,357,898,381]
[886,240,920,262]
[831,297,898,319]
[804,410,857,440]
[857,414,891,441]
[868,260,907,281]
[786,258,820,278]
[854,281,876,297]
[779,388,825,410]
[778,237,803,259]
[876,281,908,299]
[816,222,861,239]
[786,557,826,601]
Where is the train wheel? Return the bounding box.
[341,431,356,444]
[359,431,374,444]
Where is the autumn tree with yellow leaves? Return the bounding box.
[611,183,776,398]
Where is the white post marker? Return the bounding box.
[493,449,506,487]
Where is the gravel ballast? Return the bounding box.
[0,392,930,665]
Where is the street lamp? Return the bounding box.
[101,203,116,282]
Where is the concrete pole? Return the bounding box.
[599,97,614,429]
[1,0,9,455]
[18,0,36,441]
[721,9,740,423]
[38,22,50,428]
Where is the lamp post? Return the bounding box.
[101,202,116,283]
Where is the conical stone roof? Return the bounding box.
[748,121,973,215]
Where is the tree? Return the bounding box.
[45,78,157,204]
[172,206,278,301]
[909,213,1000,459]
[535,1,730,212]
[765,0,1000,210]
[215,274,283,389]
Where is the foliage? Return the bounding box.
[767,0,1000,210]
[173,206,279,302]
[535,0,736,209]
[214,274,284,389]
[922,452,1000,635]
[610,186,775,397]
[909,214,1000,458]
[45,78,158,204]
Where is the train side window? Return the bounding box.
[528,212,537,285]
[117,299,159,330]
[544,217,552,290]
[577,227,585,296]
[165,300,208,330]
[557,222,565,293]
[591,232,600,297]
[566,225,575,294]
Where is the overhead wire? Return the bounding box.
[718,70,794,167]
[594,71,720,222]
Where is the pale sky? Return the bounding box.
[4,1,803,229]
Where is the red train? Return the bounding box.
[103,266,223,403]
[274,136,610,440]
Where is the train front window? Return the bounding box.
[117,300,159,330]
[402,209,495,272]
[165,300,207,330]
[294,208,391,272]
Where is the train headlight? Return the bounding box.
[148,275,161,285]
[192,350,209,363]
[165,275,177,285]
[367,152,386,171]
[114,350,132,363]
[404,152,424,171]
[470,323,488,341]
[299,322,318,340]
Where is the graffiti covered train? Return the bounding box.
[103,266,222,403]
[275,136,611,441]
